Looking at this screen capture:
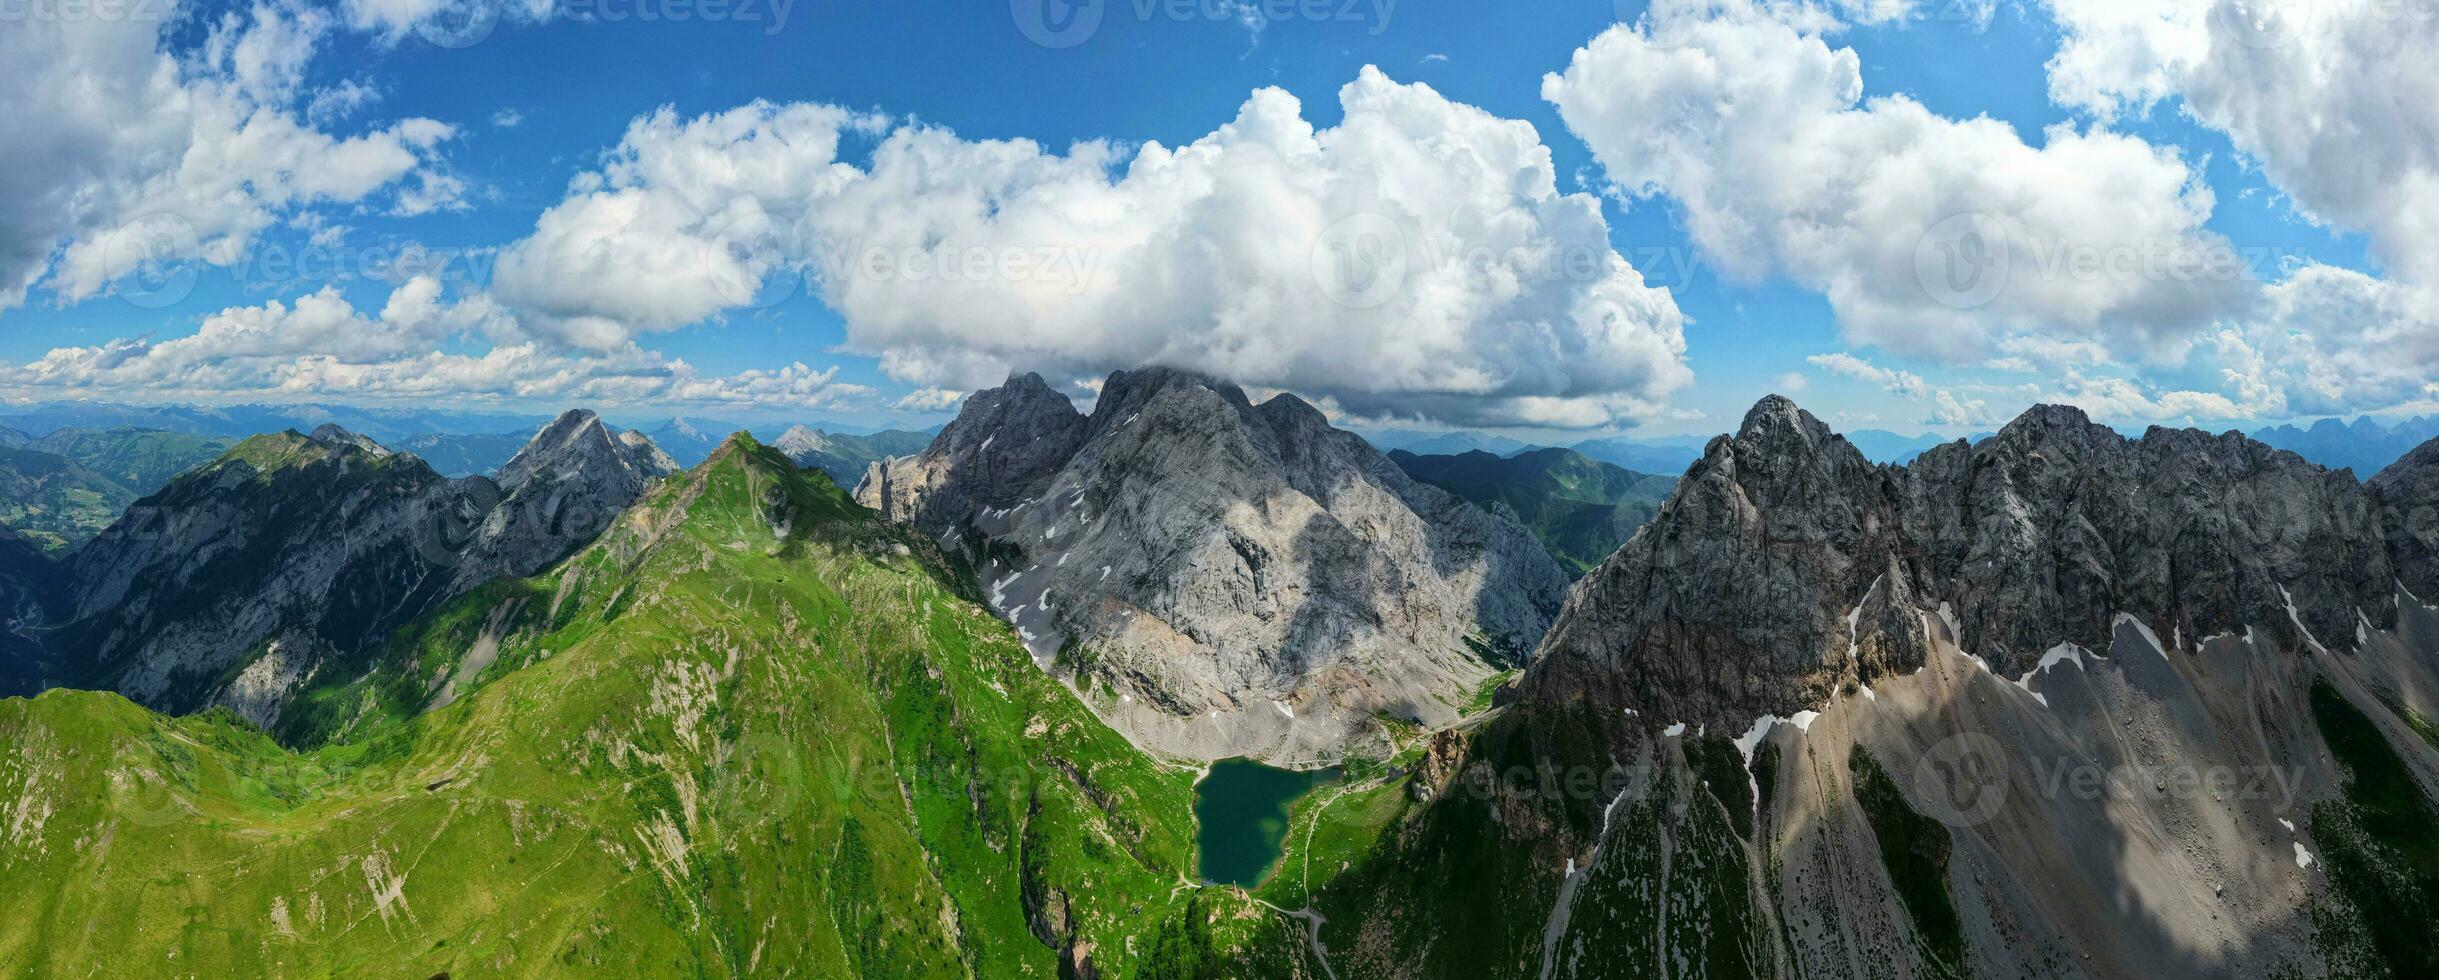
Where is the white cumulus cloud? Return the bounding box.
[490,67,1693,428]
[0,2,458,312]
[0,279,869,411]
[1544,0,2248,364]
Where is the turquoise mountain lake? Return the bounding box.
[1193,757,1338,887]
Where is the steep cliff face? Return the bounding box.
[858,372,1089,532]
[859,368,1571,763]
[54,410,670,727]
[2374,435,2439,603]
[1306,396,2439,979]
[1525,395,1928,728]
[0,527,59,697]
[1529,396,2399,732]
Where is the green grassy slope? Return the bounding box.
[0,435,1321,977]
[1390,448,1674,576]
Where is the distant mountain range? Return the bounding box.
[1367,427,2002,472]
[1390,447,1676,577]
[0,402,551,442]
[1565,435,1709,474]
[1360,427,1717,476]
[2253,414,2439,476]
[769,424,935,484]
[0,428,235,551]
[1359,427,1547,457]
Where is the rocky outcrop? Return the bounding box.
[307,423,391,457]
[771,424,830,463]
[1341,399,2439,979]
[1523,395,1926,728]
[1527,396,2403,731]
[56,410,671,727]
[2374,435,2439,603]
[860,372,1088,531]
[857,368,1570,764]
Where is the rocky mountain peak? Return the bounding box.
[1094,365,1250,415]
[615,429,679,476]
[772,424,830,458]
[858,366,1570,763]
[1985,401,2118,453]
[1253,390,1330,437]
[1735,392,1831,445]
[1527,395,2407,732]
[306,423,391,456]
[497,409,666,495]
[60,405,674,728]
[858,373,1087,526]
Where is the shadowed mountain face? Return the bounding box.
[48,410,674,728]
[860,368,1570,764]
[1290,396,2439,978]
[1529,396,2401,729]
[0,528,61,697]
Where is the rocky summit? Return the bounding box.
[50,410,673,730]
[1295,394,2439,979]
[860,368,1570,764]
[1528,394,2403,731]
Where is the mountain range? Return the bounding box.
[0,376,2435,976]
[1390,447,1676,577]
[860,368,1569,764]
[0,428,235,551]
[2254,414,2439,477]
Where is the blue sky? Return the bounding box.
[3,0,2429,437]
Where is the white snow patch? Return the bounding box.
[1860,685,1878,701]
[1789,710,1820,731]
[2294,843,2316,869]
[2115,613,2166,658]
[1732,716,1779,764]
[2014,643,2091,707]
[2279,817,2296,833]
[1663,722,1687,737]
[1273,700,1295,720]
[1844,574,1883,664]
[1936,602,1964,642]
[2280,585,2329,653]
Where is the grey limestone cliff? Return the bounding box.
[858,368,1571,763]
[55,409,672,727]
